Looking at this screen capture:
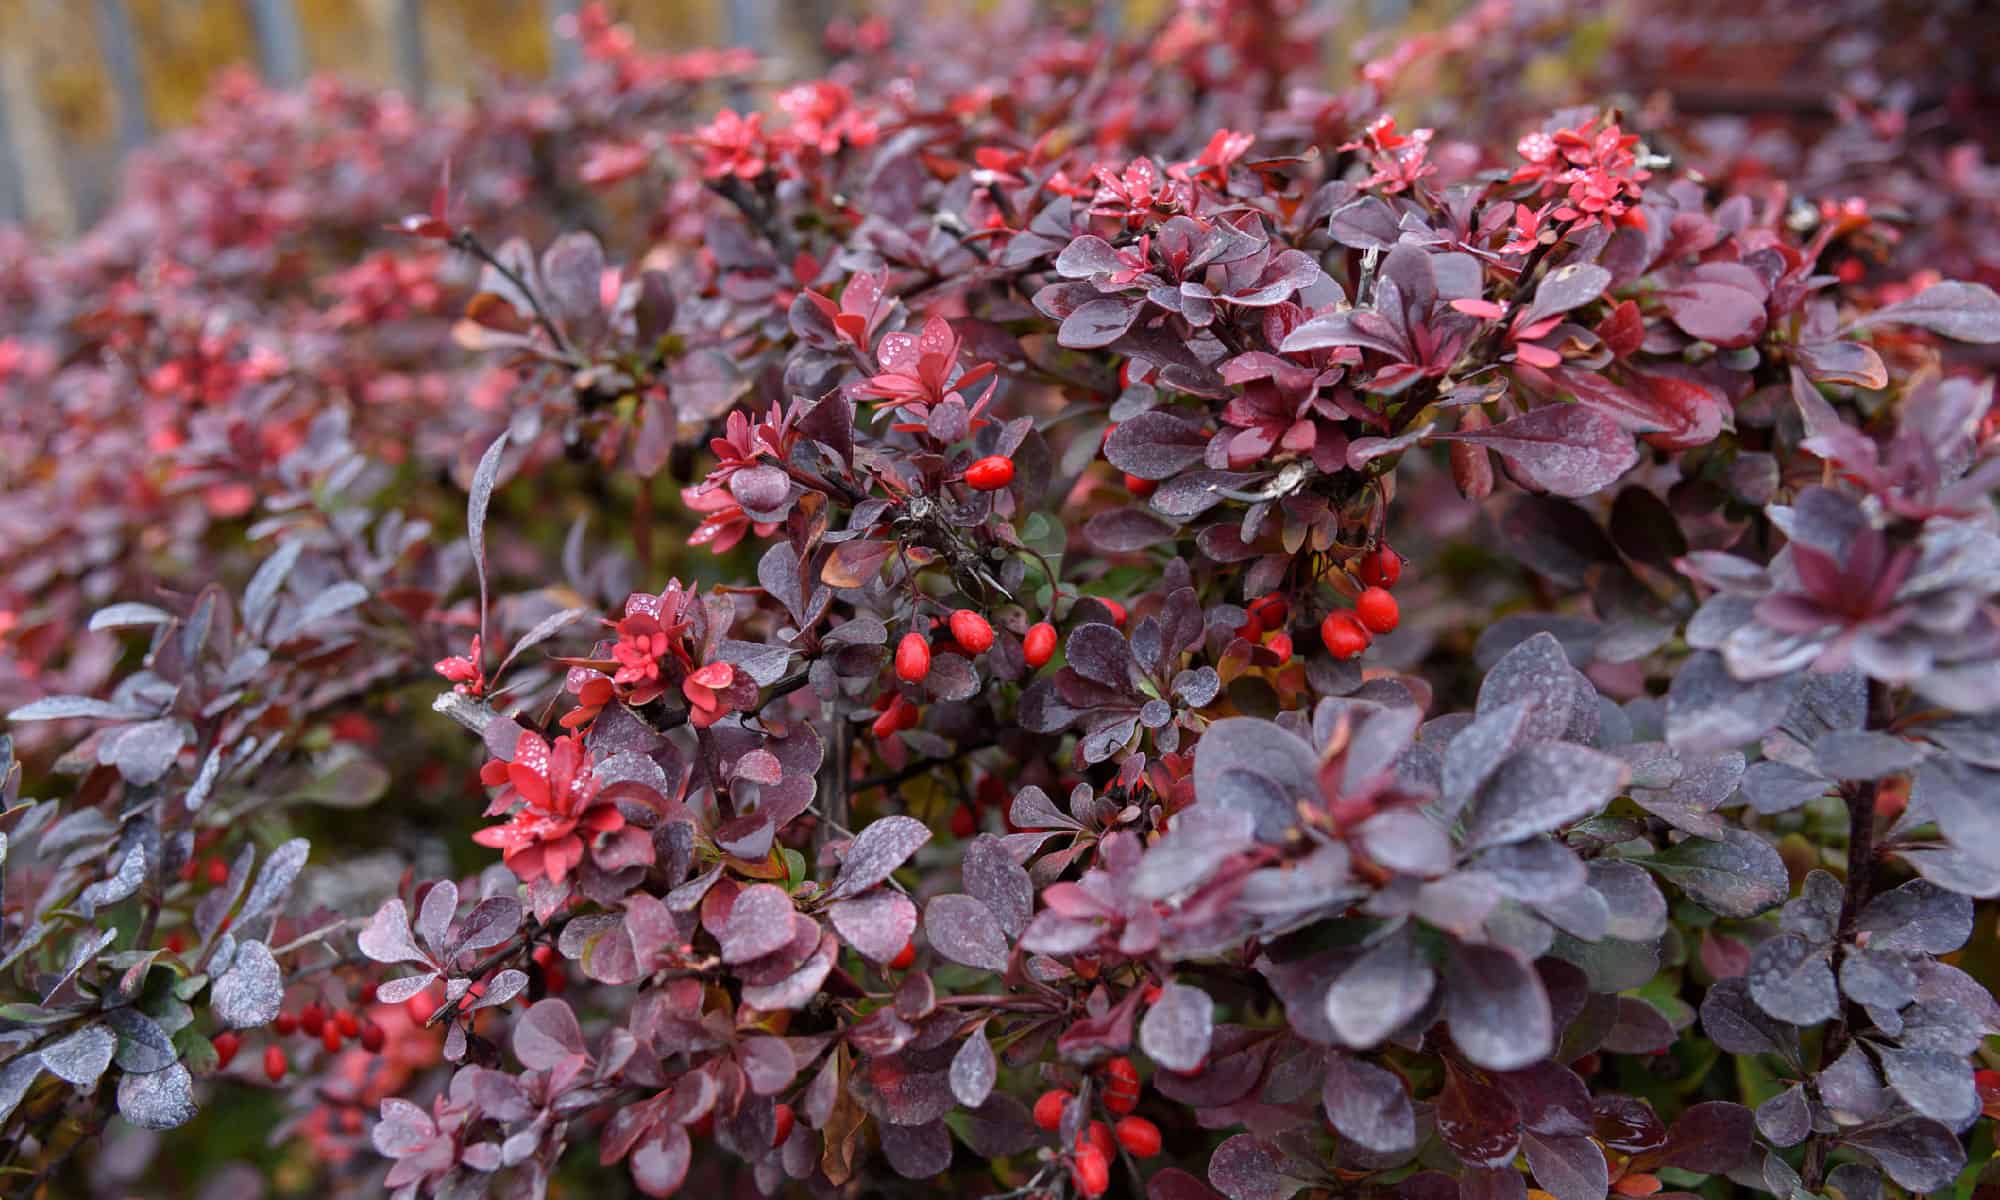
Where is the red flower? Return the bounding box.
[473,731,623,885]
[681,110,770,181]
[1510,113,1651,231]
[1344,115,1438,195]
[433,636,485,697]
[681,661,740,729]
[776,81,878,157]
[684,485,777,554]
[852,315,997,418]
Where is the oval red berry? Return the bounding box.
[1359,543,1403,588]
[894,632,931,682]
[1115,1116,1162,1157]
[949,609,994,653]
[1321,612,1370,660]
[1032,1088,1070,1132]
[964,455,1015,490]
[1022,622,1057,668]
[1355,586,1400,634]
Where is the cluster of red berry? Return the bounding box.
[1319,543,1403,661]
[1030,1057,1162,1196]
[214,991,388,1084]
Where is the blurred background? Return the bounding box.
[3,0,1994,238]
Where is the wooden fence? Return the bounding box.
[0,0,842,235]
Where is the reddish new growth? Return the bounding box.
[473,730,623,885]
[853,315,997,422]
[1511,112,1651,231]
[432,637,486,697]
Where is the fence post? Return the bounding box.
[545,0,581,78]
[244,0,308,88]
[0,58,24,227]
[391,0,430,106]
[90,0,152,154]
[0,32,74,235]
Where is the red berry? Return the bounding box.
[1266,632,1294,664]
[211,1031,240,1069]
[163,931,189,955]
[772,1102,795,1147]
[360,1022,386,1053]
[273,1011,298,1037]
[950,804,977,838]
[964,455,1015,491]
[358,982,378,1005]
[1096,599,1127,627]
[1022,622,1057,668]
[895,633,932,683]
[406,991,438,1024]
[1070,1145,1111,1197]
[1087,1119,1115,1160]
[205,858,229,887]
[263,1045,288,1082]
[178,858,198,883]
[1359,543,1403,589]
[1320,612,1370,660]
[1248,594,1289,628]
[1234,613,1264,642]
[336,1009,362,1038]
[1102,1056,1141,1114]
[949,609,994,654]
[340,1108,364,1134]
[299,1004,326,1037]
[321,1024,344,1054]
[870,695,919,739]
[1355,586,1400,634]
[1115,1115,1162,1157]
[1123,473,1156,497]
[1033,1088,1070,1132]
[889,940,916,970]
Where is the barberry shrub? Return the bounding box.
[4,3,2000,1198]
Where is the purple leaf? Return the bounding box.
[357,898,428,966]
[827,815,932,901]
[1208,1133,1305,1200]
[1642,827,1788,919]
[827,891,918,963]
[1522,1132,1609,1200]
[513,998,586,1070]
[923,894,1010,972]
[1842,1118,1967,1192]
[1851,280,2000,343]
[1443,942,1552,1071]
[117,1063,197,1130]
[630,1125,691,1197]
[1433,405,1639,498]
[1105,411,1211,481]
[961,835,1033,938]
[1140,982,1215,1072]
[880,1119,953,1179]
[1462,742,1629,850]
[720,884,797,964]
[950,1032,997,1107]
[1662,281,1767,347]
[1322,1054,1415,1154]
[1192,717,1318,844]
[1325,926,1434,1049]
[415,880,458,958]
[1060,298,1144,348]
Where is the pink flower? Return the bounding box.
[473,731,623,885]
